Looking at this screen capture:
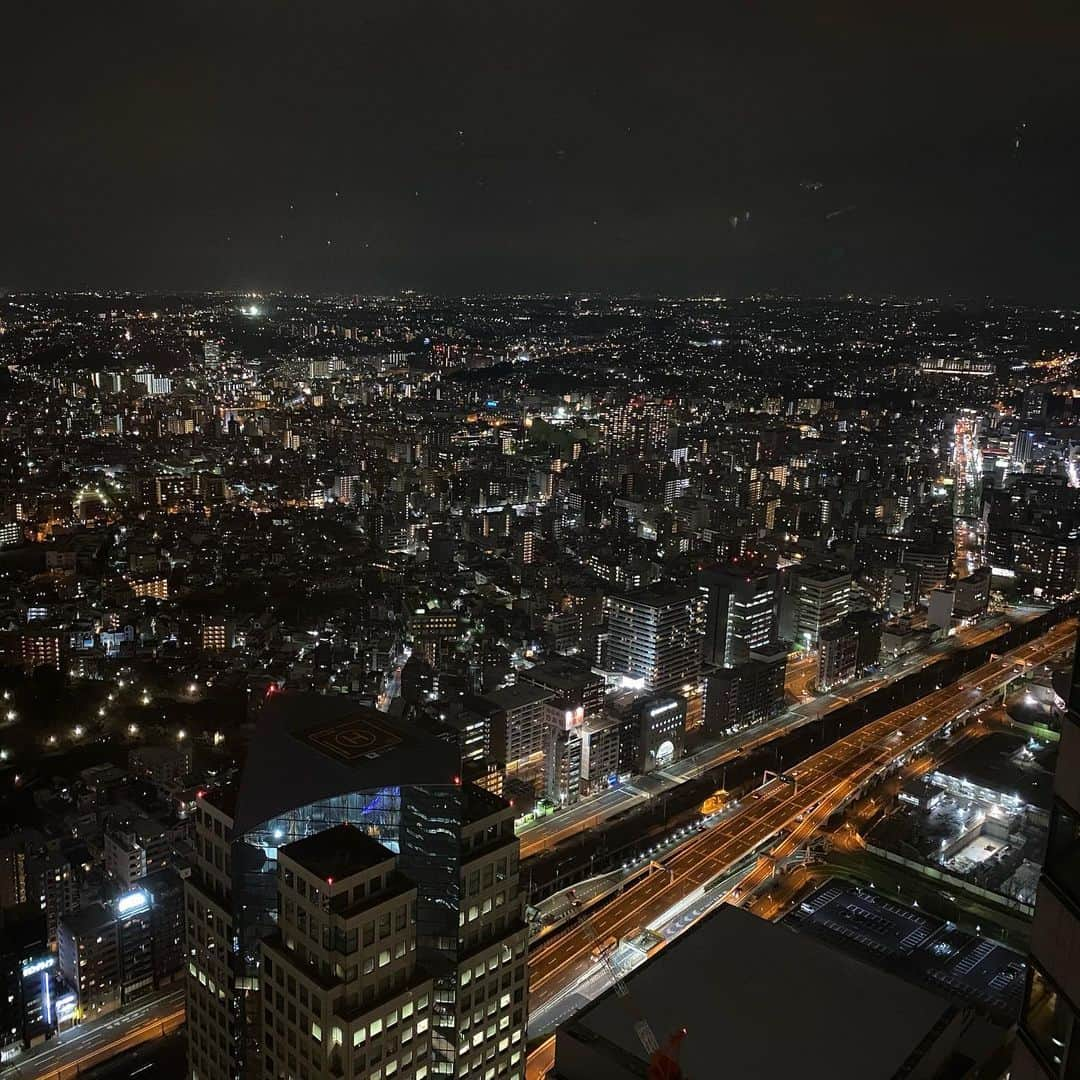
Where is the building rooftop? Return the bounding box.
[607,585,696,608]
[477,682,554,712]
[281,823,394,881]
[61,901,116,937]
[748,640,790,663]
[233,693,461,835]
[935,729,1055,811]
[797,564,851,584]
[462,782,511,827]
[519,658,602,693]
[790,880,1027,1024]
[201,784,238,820]
[556,904,956,1080]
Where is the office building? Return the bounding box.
[58,889,157,1020]
[577,711,623,795]
[817,612,881,693]
[40,852,81,946]
[612,693,686,775]
[927,588,955,631]
[184,696,529,1080]
[700,564,779,668]
[260,824,435,1080]
[901,545,952,601]
[0,834,33,909]
[953,566,991,619]
[603,587,699,696]
[792,566,851,647]
[704,643,788,735]
[0,906,58,1052]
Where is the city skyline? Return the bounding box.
[3,4,1080,1078]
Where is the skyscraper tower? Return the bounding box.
[700,565,780,668]
[603,586,700,695]
[606,399,675,458]
[184,696,528,1080]
[1013,635,1080,1079]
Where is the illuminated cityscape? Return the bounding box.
[0,292,1074,1080]
[3,4,1080,1080]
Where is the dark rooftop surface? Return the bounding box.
[607,585,697,608]
[233,693,461,835]
[463,783,510,827]
[478,682,554,712]
[789,880,1027,1024]
[281,823,394,881]
[518,658,601,693]
[559,902,953,1080]
[935,729,1056,811]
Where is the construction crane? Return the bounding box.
[581,919,687,1079]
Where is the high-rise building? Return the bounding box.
[0,906,58,1054]
[104,818,170,886]
[700,565,779,668]
[58,888,159,1020]
[606,398,674,458]
[40,851,81,946]
[134,371,173,396]
[817,612,881,693]
[469,683,555,800]
[1013,636,1080,1079]
[19,631,62,671]
[792,566,851,647]
[612,693,686,774]
[704,643,788,735]
[260,824,435,1080]
[900,544,952,601]
[953,566,992,618]
[184,696,528,1080]
[0,835,32,909]
[603,587,699,696]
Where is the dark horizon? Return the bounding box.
[4,1,1080,302]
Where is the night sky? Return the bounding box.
[4,1,1079,299]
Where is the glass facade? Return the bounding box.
[1017,627,1080,1079]
[1023,966,1080,1079]
[1046,802,1080,910]
[235,787,402,973]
